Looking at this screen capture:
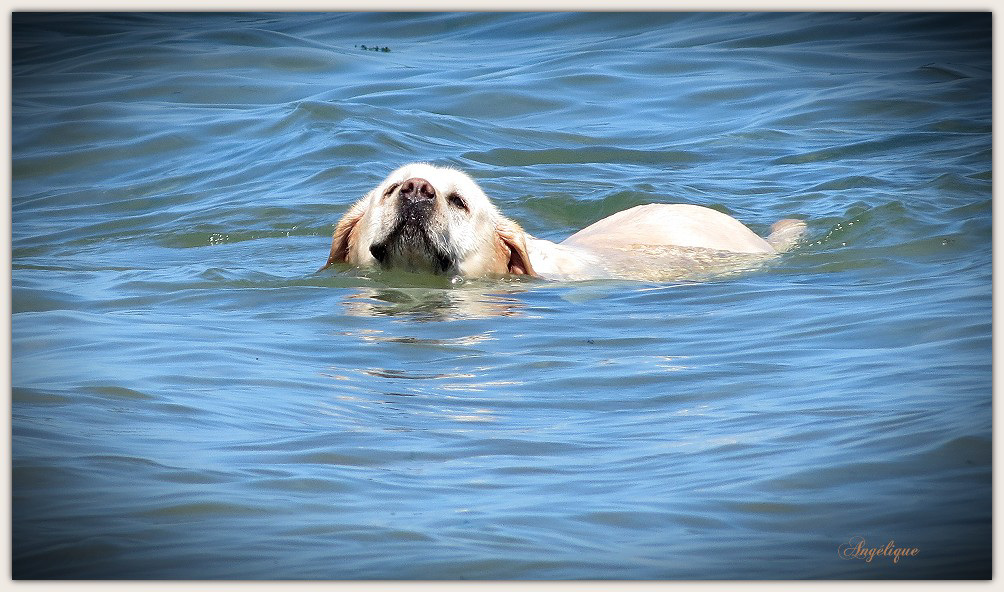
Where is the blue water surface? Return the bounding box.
[11,12,991,579]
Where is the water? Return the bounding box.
[11,12,991,580]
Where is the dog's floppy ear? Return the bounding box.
[495,218,536,276]
[319,200,366,271]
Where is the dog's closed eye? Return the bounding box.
[446,191,468,212]
[383,183,399,198]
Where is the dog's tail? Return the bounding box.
[766,218,807,253]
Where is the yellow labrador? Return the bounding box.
[321,162,805,281]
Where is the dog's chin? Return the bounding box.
[369,224,457,275]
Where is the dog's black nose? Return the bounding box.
[398,177,436,202]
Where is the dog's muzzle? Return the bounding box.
[369,178,455,273]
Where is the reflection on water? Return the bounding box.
[338,277,530,320]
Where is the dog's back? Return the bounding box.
[526,203,806,281]
[563,203,802,254]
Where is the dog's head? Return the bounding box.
[321,163,535,277]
